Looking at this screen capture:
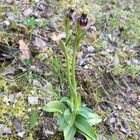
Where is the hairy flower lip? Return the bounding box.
[76,12,95,29]
[78,12,88,27]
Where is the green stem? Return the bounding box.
[65,49,71,90]
[65,48,76,110]
[72,47,77,90]
[72,38,81,111]
[64,20,82,111]
[71,24,80,91]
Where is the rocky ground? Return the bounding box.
[0,0,140,139]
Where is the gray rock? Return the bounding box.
[49,18,57,30]
[0,124,12,135]
[23,8,33,17]
[33,37,47,49]
[3,20,10,28]
[87,46,95,53]
[18,131,25,138]
[28,96,38,105]
[7,12,16,20]
[12,118,22,133]
[33,79,42,87]
[6,0,13,3]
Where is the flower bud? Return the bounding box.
[86,26,96,42]
[69,8,74,20]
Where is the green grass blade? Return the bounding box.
[29,109,37,129]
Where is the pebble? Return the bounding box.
[87,46,95,53]
[0,124,12,135]
[33,79,42,87]
[23,8,33,17]
[18,131,25,137]
[12,118,22,133]
[28,96,38,105]
[3,20,10,28]
[33,37,47,49]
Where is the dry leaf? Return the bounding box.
[19,39,31,61]
[112,53,119,66]
[51,32,65,43]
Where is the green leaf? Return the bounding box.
[64,109,76,126]
[63,125,76,140]
[75,93,81,110]
[58,115,68,131]
[37,18,48,27]
[24,17,37,27]
[77,130,92,140]
[60,97,71,105]
[77,106,102,125]
[43,101,67,114]
[60,96,70,102]
[75,115,97,140]
[23,59,32,66]
[29,110,37,129]
[60,96,74,110]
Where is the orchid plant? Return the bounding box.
[43,8,102,140]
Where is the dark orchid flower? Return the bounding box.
[78,12,88,27]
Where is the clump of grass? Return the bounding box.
[113,64,140,79]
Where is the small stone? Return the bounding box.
[28,96,38,105]
[33,37,47,49]
[23,8,33,17]
[3,20,10,28]
[117,105,122,110]
[1,65,15,76]
[12,118,22,133]
[132,59,139,65]
[108,33,112,40]
[0,124,12,134]
[18,131,25,137]
[6,0,13,4]
[126,86,131,93]
[130,94,137,101]
[87,46,95,53]
[7,12,16,20]
[80,59,87,67]
[8,94,15,102]
[109,117,116,124]
[15,92,22,99]
[84,65,89,69]
[33,79,42,87]
[49,18,57,29]
[112,53,119,66]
